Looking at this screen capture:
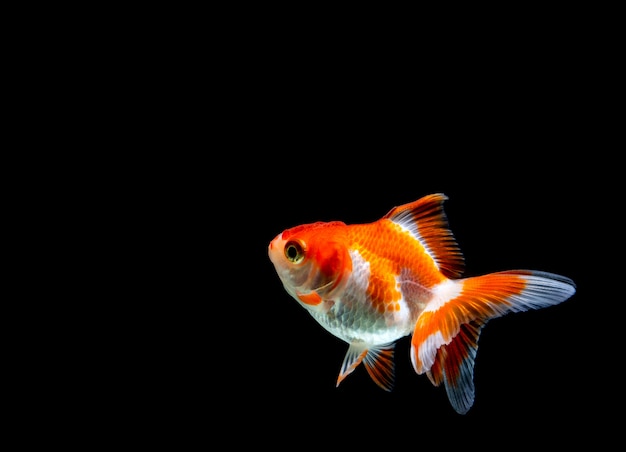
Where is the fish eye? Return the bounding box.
[284,241,305,264]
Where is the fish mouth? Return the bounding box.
[268,233,280,251]
[268,234,284,263]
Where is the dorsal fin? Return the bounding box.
[383,193,464,278]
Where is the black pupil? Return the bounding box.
[287,245,299,260]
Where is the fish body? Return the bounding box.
[268,193,576,414]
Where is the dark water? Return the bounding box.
[84,108,610,448]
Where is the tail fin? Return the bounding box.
[410,270,576,414]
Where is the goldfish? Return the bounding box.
[268,193,576,414]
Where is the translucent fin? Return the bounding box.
[426,321,483,415]
[337,343,368,387]
[383,193,464,278]
[411,270,576,375]
[412,270,576,414]
[336,342,396,391]
[363,343,396,391]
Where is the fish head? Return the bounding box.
[268,221,352,310]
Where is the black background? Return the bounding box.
[142,149,610,447]
[145,89,612,448]
[100,27,618,448]
[20,7,622,448]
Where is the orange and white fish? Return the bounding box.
[268,193,576,414]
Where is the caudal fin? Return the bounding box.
[411,270,576,414]
[425,320,484,414]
